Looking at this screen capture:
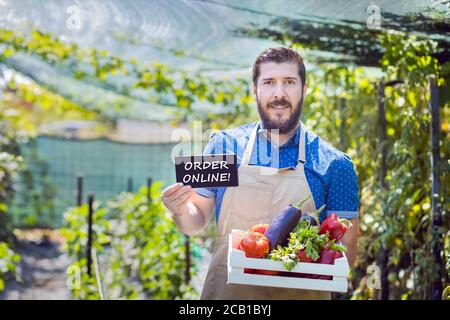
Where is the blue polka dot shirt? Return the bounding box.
[195,121,359,224]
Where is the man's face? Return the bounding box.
[253,61,306,134]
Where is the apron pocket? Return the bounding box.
[230,183,273,229]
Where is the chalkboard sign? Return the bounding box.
[175,154,239,188]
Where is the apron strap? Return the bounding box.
[241,121,307,166]
[241,123,259,166]
[298,122,306,164]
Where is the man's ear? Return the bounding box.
[252,83,257,98]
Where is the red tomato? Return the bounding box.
[251,223,269,235]
[240,231,270,258]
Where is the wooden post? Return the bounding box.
[86,194,94,277]
[429,78,443,300]
[76,175,83,207]
[147,177,152,204]
[377,82,389,300]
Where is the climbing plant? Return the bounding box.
[302,32,449,300]
[0,28,256,128]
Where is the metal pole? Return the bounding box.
[86,194,94,277]
[377,82,389,300]
[77,175,83,207]
[429,78,443,300]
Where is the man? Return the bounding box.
[162,47,359,300]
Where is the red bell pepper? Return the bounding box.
[305,244,344,279]
[317,244,345,280]
[318,244,339,265]
[319,214,352,240]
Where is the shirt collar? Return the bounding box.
[257,121,301,147]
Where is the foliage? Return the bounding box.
[61,182,200,300]
[0,68,113,228]
[0,101,23,291]
[302,32,449,299]
[0,242,20,292]
[1,74,113,136]
[0,28,256,128]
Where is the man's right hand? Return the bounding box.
[161,183,193,217]
[161,182,215,236]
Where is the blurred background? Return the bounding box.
[0,0,449,300]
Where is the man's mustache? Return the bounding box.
[267,98,291,108]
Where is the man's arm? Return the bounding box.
[162,183,215,236]
[163,130,220,235]
[340,218,358,266]
[323,154,359,266]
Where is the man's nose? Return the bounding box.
[273,82,287,99]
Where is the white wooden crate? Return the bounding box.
[227,229,350,293]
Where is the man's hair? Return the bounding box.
[252,47,306,87]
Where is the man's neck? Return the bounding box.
[266,122,300,147]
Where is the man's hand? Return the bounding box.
[161,182,193,217]
[161,183,215,236]
[341,218,358,266]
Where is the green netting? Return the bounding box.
[10,136,182,228]
[2,0,449,121]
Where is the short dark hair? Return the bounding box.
[252,47,306,87]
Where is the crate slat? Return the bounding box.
[227,229,350,293]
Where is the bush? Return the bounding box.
[61,182,200,300]
[0,111,24,291]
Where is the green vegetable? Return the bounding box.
[268,209,346,271]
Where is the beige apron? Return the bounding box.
[200,122,331,300]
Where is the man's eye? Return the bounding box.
[287,80,295,85]
[264,80,273,85]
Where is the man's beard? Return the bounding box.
[257,96,303,134]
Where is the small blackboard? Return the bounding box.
[175,154,239,188]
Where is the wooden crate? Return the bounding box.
[227,229,350,293]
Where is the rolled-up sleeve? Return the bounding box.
[320,154,359,222]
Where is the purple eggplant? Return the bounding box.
[299,213,318,227]
[299,205,325,228]
[265,196,311,251]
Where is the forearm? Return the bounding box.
[171,201,207,236]
[340,218,358,266]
